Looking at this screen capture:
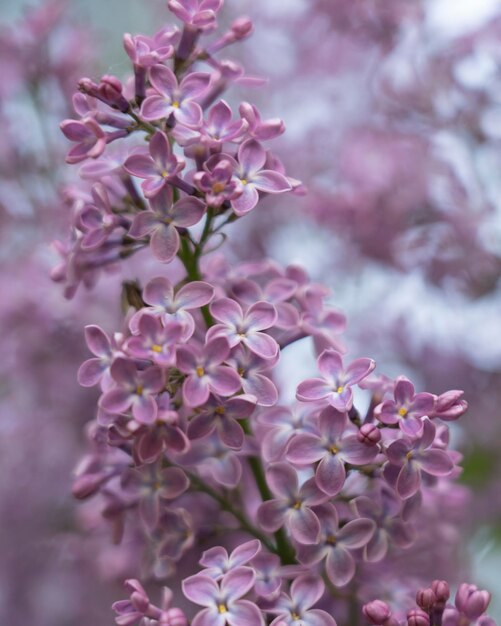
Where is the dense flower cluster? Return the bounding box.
[52,1,497,625]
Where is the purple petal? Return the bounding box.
[339,437,378,465]
[140,95,172,121]
[132,394,157,424]
[221,566,255,602]
[257,499,287,533]
[317,349,343,381]
[394,377,415,405]
[365,531,389,562]
[291,575,324,611]
[188,412,216,439]
[128,211,159,238]
[78,358,106,387]
[150,224,179,262]
[244,331,278,360]
[238,139,266,175]
[243,373,278,407]
[344,357,376,385]
[183,375,210,408]
[176,281,215,309]
[246,301,277,331]
[181,72,211,99]
[316,454,346,497]
[296,379,332,402]
[85,324,111,357]
[286,434,324,465]
[252,170,291,193]
[231,184,259,216]
[288,507,321,544]
[418,450,454,476]
[396,461,421,499]
[123,151,155,178]
[176,101,204,128]
[227,600,264,626]
[325,547,355,587]
[208,100,232,130]
[171,196,206,227]
[100,388,132,414]
[150,131,171,170]
[210,297,243,325]
[150,64,177,97]
[219,416,245,449]
[182,574,218,607]
[337,518,375,548]
[266,462,298,498]
[306,609,338,626]
[143,276,174,306]
[231,540,261,567]
[159,467,189,499]
[192,609,225,626]
[210,366,242,397]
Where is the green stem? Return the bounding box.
[242,420,296,565]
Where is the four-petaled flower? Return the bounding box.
[140,65,211,127]
[182,566,264,626]
[176,337,242,407]
[228,139,292,215]
[296,349,375,411]
[124,131,185,198]
[199,540,261,580]
[257,463,327,545]
[383,419,454,499]
[99,358,164,424]
[296,503,375,587]
[208,298,279,360]
[266,575,337,626]
[375,376,435,437]
[128,187,206,262]
[286,408,378,496]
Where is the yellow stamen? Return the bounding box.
[398,407,408,417]
[218,604,227,614]
[151,344,162,353]
[326,534,337,545]
[172,101,180,109]
[196,366,205,377]
[238,367,245,377]
[336,386,344,394]
[215,406,225,415]
[136,385,144,396]
[292,612,301,621]
[293,500,302,510]
[406,451,413,461]
[212,182,226,194]
[241,178,248,185]
[329,445,339,455]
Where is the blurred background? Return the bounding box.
[1,0,501,624]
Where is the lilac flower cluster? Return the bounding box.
[53,1,496,625]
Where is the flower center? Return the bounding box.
[196,366,205,377]
[398,407,408,417]
[172,100,180,109]
[151,344,163,353]
[215,406,225,415]
[292,500,302,510]
[218,604,227,614]
[329,444,339,455]
[336,385,344,394]
[241,178,248,185]
[212,182,226,194]
[136,385,144,396]
[326,534,337,545]
[291,611,301,621]
[406,451,413,461]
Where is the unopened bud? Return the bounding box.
[358,423,382,446]
[416,588,437,612]
[363,600,392,625]
[407,608,430,626]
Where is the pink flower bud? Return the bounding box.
[416,587,437,611]
[407,609,430,626]
[358,423,381,445]
[456,584,491,620]
[231,17,253,39]
[432,580,450,604]
[99,75,123,102]
[165,608,188,626]
[363,600,392,625]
